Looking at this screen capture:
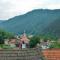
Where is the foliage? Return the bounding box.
[0,29,15,44]
[44,18,60,38]
[39,34,58,41]
[29,36,40,48]
[4,32,15,39]
[49,42,60,48]
[0,35,4,44]
[29,34,58,48]
[0,44,12,49]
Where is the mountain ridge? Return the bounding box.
[0,9,60,36]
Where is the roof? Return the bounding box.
[40,42,48,46]
[9,39,16,44]
[43,49,60,60]
[20,32,29,43]
[0,48,44,60]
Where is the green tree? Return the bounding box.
[29,36,40,48]
[49,42,60,48]
[0,35,4,44]
[0,29,15,44]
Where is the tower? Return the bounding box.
[19,31,29,48]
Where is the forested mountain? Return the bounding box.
[43,18,60,37]
[0,9,60,36]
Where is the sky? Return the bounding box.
[0,0,60,20]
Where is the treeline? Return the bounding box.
[0,29,15,44]
[30,34,60,48]
[0,29,59,49]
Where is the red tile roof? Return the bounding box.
[43,49,60,60]
[20,32,29,43]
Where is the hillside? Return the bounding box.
[43,18,60,37]
[0,9,60,35]
[0,20,5,23]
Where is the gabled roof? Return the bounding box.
[43,49,60,60]
[20,32,29,43]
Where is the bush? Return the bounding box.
[29,36,40,48]
[49,42,60,48]
[0,29,15,44]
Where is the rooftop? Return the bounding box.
[0,48,44,60]
[43,49,60,60]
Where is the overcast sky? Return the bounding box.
[0,0,60,20]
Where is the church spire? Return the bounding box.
[23,30,26,37]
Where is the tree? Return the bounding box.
[0,35,4,44]
[0,29,15,44]
[29,36,40,48]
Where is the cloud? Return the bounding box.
[0,0,60,20]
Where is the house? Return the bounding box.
[4,39,9,45]
[18,32,30,48]
[40,40,51,49]
[8,38,16,48]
